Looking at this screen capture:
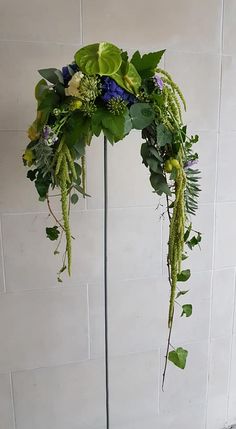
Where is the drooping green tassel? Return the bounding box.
[60,157,72,276]
[81,155,86,197]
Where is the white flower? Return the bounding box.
[65,71,84,97]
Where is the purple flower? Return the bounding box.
[153,74,164,91]
[62,63,79,85]
[42,126,58,146]
[101,77,136,104]
[184,159,198,169]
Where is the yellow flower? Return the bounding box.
[70,99,82,111]
[65,71,84,97]
[23,149,34,166]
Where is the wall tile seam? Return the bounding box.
[9,372,17,429]
[0,38,224,57]
[0,200,218,217]
[0,215,6,293]
[86,283,91,359]
[226,268,236,425]
[205,0,225,427]
[0,283,88,296]
[0,39,83,47]
[80,0,84,45]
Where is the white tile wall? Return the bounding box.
[0,373,14,429]
[108,207,162,280]
[0,287,88,371]
[12,360,106,429]
[83,0,222,53]
[0,0,235,427]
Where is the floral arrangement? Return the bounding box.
[23,42,201,381]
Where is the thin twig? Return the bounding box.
[47,196,65,231]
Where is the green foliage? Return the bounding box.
[46,226,60,241]
[131,50,165,78]
[35,172,51,198]
[177,269,191,282]
[71,193,79,204]
[38,68,64,85]
[75,42,122,76]
[129,103,155,130]
[112,62,141,94]
[91,107,126,143]
[156,123,173,146]
[176,290,189,299]
[168,347,188,369]
[181,304,192,317]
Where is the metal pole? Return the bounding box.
[104,135,110,429]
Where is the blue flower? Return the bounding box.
[101,77,136,104]
[62,63,79,85]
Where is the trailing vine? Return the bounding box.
[23,41,201,381]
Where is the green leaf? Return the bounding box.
[112,62,141,94]
[130,50,165,78]
[92,107,125,143]
[181,304,192,318]
[35,172,51,198]
[35,79,49,101]
[75,42,122,76]
[74,184,91,197]
[168,347,188,369]
[27,169,37,181]
[177,269,191,282]
[38,68,63,85]
[46,226,60,241]
[146,157,162,174]
[176,290,189,299]
[71,193,79,204]
[63,111,91,150]
[150,173,172,196]
[124,111,132,135]
[156,123,173,146]
[184,223,192,242]
[187,233,202,250]
[38,90,60,111]
[130,103,155,130]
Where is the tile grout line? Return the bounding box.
[86,283,91,359]
[0,216,7,293]
[80,0,84,45]
[204,0,225,427]
[9,372,17,429]
[226,268,236,425]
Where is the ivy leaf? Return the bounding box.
[130,50,165,78]
[184,223,192,242]
[130,103,155,130]
[177,269,191,282]
[150,172,172,196]
[181,304,192,317]
[168,347,188,369]
[176,290,189,299]
[46,226,60,241]
[27,169,37,181]
[146,157,162,174]
[71,193,79,204]
[75,42,122,76]
[187,233,202,250]
[35,172,51,198]
[156,123,173,146]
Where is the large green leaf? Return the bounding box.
[150,172,172,196]
[131,50,165,78]
[112,62,141,94]
[74,42,122,76]
[129,103,155,130]
[38,68,63,85]
[156,123,173,146]
[168,347,188,369]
